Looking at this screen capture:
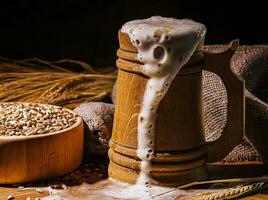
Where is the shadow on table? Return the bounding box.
[3,155,109,189]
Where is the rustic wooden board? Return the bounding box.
[0,161,267,199]
[0,179,268,200]
[0,187,48,200]
[242,193,268,200]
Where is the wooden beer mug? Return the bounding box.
[108,30,244,186]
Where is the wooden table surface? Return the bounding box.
[0,183,268,200]
[0,159,267,199]
[0,187,48,200]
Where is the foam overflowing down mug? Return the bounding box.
[108,16,245,186]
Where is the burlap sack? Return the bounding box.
[203,45,268,166]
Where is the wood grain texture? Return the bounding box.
[242,193,268,200]
[109,32,244,185]
[1,182,267,200]
[109,148,206,171]
[109,31,208,185]
[116,48,204,72]
[0,187,48,200]
[0,105,84,184]
[109,140,206,162]
[109,160,208,186]
[0,161,267,199]
[112,68,205,151]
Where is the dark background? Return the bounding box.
[0,0,267,67]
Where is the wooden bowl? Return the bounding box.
[0,103,84,184]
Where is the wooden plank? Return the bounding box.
[0,161,266,199]
[0,180,268,200]
[242,194,268,200]
[0,187,48,200]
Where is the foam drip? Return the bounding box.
[121,16,206,185]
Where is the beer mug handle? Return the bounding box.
[204,40,245,162]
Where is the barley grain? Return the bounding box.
[0,103,79,136]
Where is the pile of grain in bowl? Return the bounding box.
[0,103,80,136]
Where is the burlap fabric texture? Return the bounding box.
[203,45,268,166]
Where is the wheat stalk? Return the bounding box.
[0,57,116,109]
[151,177,268,199]
[186,182,265,200]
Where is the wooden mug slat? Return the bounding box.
[109,31,208,185]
